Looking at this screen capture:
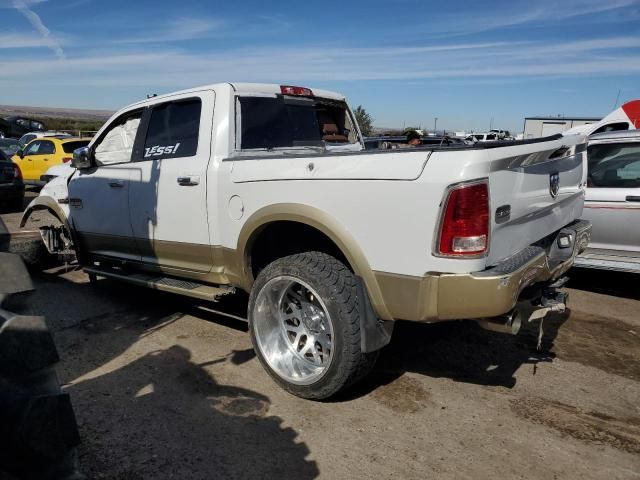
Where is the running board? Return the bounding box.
[83,266,235,302]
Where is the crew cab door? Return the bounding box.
[128,91,214,272]
[583,141,640,251]
[67,109,143,262]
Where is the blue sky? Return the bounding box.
[1,0,639,132]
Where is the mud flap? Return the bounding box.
[356,277,394,353]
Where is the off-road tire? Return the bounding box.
[248,252,378,400]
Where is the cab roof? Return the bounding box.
[127,82,345,110]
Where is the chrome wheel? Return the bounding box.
[252,276,334,385]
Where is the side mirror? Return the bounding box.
[72,146,93,169]
[17,149,24,158]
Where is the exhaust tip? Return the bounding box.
[476,309,522,335]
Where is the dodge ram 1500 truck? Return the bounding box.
[22,83,591,399]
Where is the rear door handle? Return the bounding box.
[177,176,200,186]
[626,195,640,202]
[109,180,125,188]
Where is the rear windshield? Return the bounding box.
[238,95,359,150]
[62,140,90,153]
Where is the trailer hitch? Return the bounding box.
[521,277,569,349]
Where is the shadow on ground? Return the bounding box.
[567,266,640,301]
[68,344,318,479]
[23,272,317,479]
[339,312,569,401]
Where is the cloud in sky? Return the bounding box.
[1,38,638,87]
[10,0,65,59]
[113,16,225,44]
[422,0,640,36]
[0,0,638,129]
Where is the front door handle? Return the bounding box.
[109,180,125,188]
[177,176,200,186]
[626,195,640,202]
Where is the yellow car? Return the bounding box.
[13,136,91,186]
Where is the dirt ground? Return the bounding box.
[2,197,639,479]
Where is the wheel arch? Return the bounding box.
[20,196,71,232]
[236,203,393,321]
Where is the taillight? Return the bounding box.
[280,85,314,96]
[62,157,72,163]
[13,164,22,181]
[437,181,490,256]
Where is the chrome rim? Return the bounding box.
[252,276,334,385]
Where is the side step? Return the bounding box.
[84,265,235,302]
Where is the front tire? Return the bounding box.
[248,252,378,400]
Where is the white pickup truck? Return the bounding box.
[23,83,591,399]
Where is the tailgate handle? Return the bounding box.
[626,195,640,202]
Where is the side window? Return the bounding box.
[486,134,497,140]
[592,122,629,135]
[143,98,201,160]
[21,134,35,145]
[24,140,41,155]
[38,140,56,155]
[588,143,640,188]
[94,111,142,165]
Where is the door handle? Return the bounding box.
[626,195,640,202]
[109,180,125,188]
[177,176,200,186]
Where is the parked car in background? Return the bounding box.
[464,132,499,143]
[18,131,71,147]
[0,138,21,157]
[564,99,640,137]
[364,135,464,150]
[575,130,640,273]
[0,149,25,210]
[12,137,91,186]
[0,117,45,139]
[489,129,511,139]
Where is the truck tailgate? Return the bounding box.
[486,134,587,266]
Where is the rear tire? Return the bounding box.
[248,252,378,400]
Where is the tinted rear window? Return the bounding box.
[62,140,90,153]
[238,96,355,149]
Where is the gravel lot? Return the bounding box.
[2,198,639,479]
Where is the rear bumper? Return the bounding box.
[375,219,591,321]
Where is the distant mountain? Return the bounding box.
[0,104,113,121]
